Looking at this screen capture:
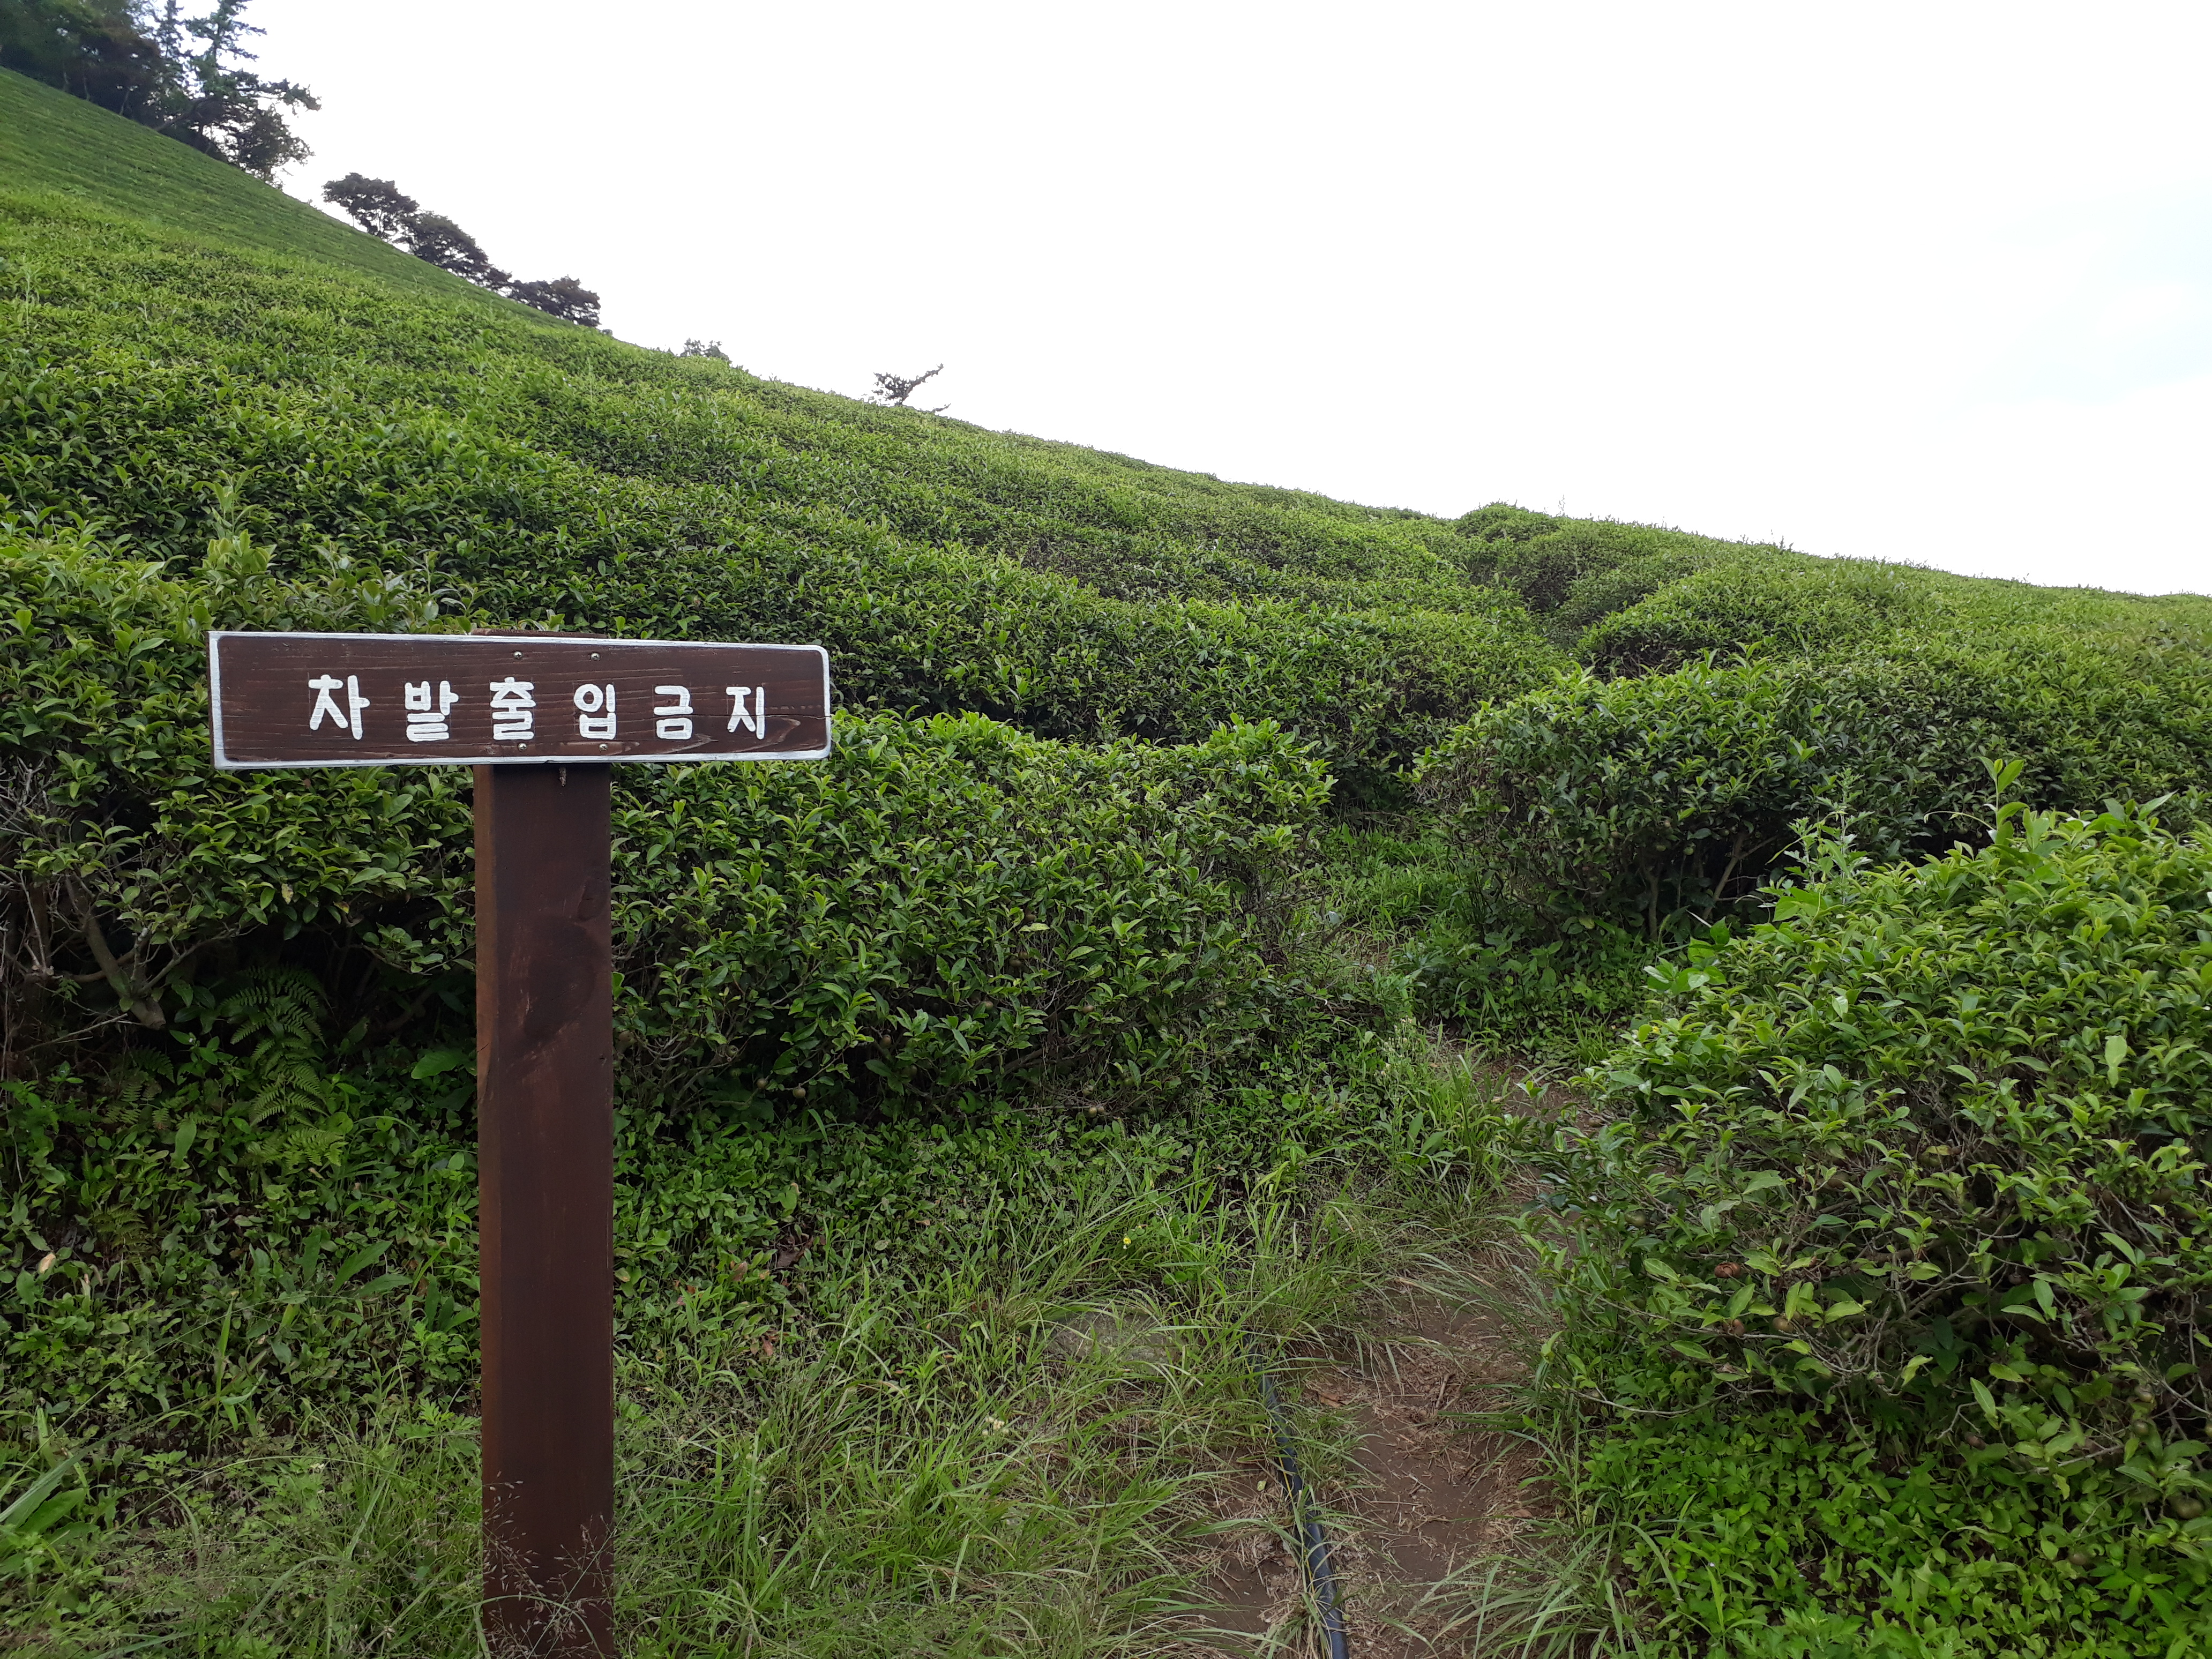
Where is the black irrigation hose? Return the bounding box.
[1249,1336,1352,1659]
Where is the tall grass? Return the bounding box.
[13,1085,1549,1657]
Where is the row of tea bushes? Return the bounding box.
[0,196,1566,786]
[2,520,1351,1440]
[1419,638,2212,938]
[1,524,1333,1107]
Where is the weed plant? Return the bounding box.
[1320,823,1649,1067]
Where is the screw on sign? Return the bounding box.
[211,631,832,1657]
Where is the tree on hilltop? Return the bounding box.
[0,1,165,116]
[152,0,318,179]
[871,364,947,413]
[505,278,602,328]
[320,174,602,327]
[401,212,510,288]
[321,173,419,242]
[0,0,318,181]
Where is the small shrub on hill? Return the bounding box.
[1580,555,1933,675]
[614,714,1330,1116]
[1529,803,2212,1651]
[1452,503,1563,545]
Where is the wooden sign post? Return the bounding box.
[211,630,832,1657]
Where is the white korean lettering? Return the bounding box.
[573,682,617,740]
[653,684,693,741]
[489,677,536,741]
[308,672,370,739]
[308,674,346,733]
[724,684,767,738]
[404,679,460,743]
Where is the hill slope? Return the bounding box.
[6,57,2203,787]
[0,67,511,300]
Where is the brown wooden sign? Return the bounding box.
[209,631,831,769]
[206,627,834,1658]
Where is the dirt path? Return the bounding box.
[1196,1252,1559,1656]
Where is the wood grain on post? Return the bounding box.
[475,759,615,1656]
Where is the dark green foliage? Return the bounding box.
[4,1033,486,1445]
[1421,637,2212,938]
[1530,804,2212,1650]
[0,2,163,116]
[871,364,945,410]
[1453,505,1765,641]
[0,527,466,1053]
[0,519,1331,1096]
[502,275,599,326]
[397,211,504,287]
[0,1,315,180]
[319,173,419,242]
[1417,659,1988,936]
[1582,1413,2211,1656]
[610,714,1331,1117]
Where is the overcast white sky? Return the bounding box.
[252,1,2210,596]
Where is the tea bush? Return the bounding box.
[1419,646,2212,937]
[1,522,1334,1080]
[612,713,1333,1115]
[1580,555,1939,674]
[1429,551,2212,940]
[1529,803,2212,1649]
[1580,551,2212,682]
[1453,507,1760,640]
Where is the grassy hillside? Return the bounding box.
[4,74,2209,1657]
[0,68,505,301]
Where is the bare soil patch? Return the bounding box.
[1191,1243,1561,1656]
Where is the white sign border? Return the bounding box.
[208,631,835,771]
